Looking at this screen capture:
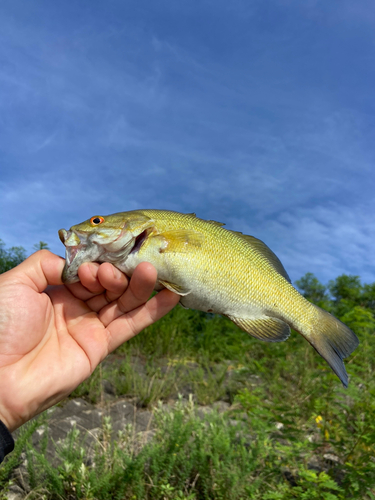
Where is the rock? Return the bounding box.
[307,455,322,472]
[323,453,341,465]
[135,410,153,432]
[102,379,116,396]
[212,401,230,413]
[4,484,25,500]
[8,395,239,496]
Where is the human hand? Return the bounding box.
[0,250,180,432]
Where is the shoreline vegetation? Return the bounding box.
[1,242,374,499]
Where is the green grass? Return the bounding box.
[1,304,375,499]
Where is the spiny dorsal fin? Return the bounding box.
[227,315,291,342]
[206,220,226,227]
[185,213,225,227]
[231,232,291,283]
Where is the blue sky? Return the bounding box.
[1,0,374,285]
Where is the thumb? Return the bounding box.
[3,250,65,293]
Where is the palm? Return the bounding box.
[0,251,179,431]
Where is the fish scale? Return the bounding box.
[59,209,359,387]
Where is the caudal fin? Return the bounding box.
[306,306,359,387]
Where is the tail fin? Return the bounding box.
[305,306,359,387]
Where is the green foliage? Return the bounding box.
[0,238,51,274]
[362,283,375,311]
[1,258,375,498]
[0,419,41,485]
[6,394,375,499]
[33,241,50,251]
[328,275,362,305]
[0,239,26,273]
[295,272,330,308]
[340,306,375,336]
[116,305,253,364]
[296,272,375,334]
[71,364,105,403]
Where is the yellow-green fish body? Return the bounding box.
[59,209,359,386]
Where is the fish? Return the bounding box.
[59,209,359,387]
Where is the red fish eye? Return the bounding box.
[90,216,105,225]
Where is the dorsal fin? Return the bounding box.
[231,231,291,283]
[186,213,225,228]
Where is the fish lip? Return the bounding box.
[58,228,68,244]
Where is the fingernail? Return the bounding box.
[112,266,122,280]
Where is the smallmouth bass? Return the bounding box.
[59,209,359,386]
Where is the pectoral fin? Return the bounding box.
[159,279,192,296]
[227,315,290,342]
[155,229,204,253]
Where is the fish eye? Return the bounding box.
[90,216,105,225]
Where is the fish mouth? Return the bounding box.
[61,243,103,284]
[58,229,86,267]
[59,228,102,284]
[65,246,79,266]
[59,226,137,284]
[58,223,147,284]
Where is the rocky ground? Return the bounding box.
[3,353,345,500]
[5,390,231,500]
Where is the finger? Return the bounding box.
[78,262,106,294]
[67,263,128,304]
[65,263,105,301]
[97,263,129,300]
[99,262,157,327]
[84,264,130,312]
[106,289,181,352]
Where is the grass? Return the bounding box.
[1,305,375,499]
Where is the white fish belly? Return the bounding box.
[178,282,266,319]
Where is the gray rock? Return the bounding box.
[102,379,116,396]
[135,410,153,432]
[4,484,25,500]
[323,453,341,465]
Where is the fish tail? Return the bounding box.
[303,305,359,387]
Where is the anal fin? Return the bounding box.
[227,315,290,342]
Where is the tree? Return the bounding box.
[340,306,375,337]
[33,241,50,251]
[295,273,330,308]
[328,275,362,303]
[361,283,375,312]
[328,275,363,317]
[0,239,27,274]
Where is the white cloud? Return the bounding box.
[245,203,375,284]
[0,1,374,287]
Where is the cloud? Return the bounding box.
[0,0,374,287]
[251,203,375,284]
